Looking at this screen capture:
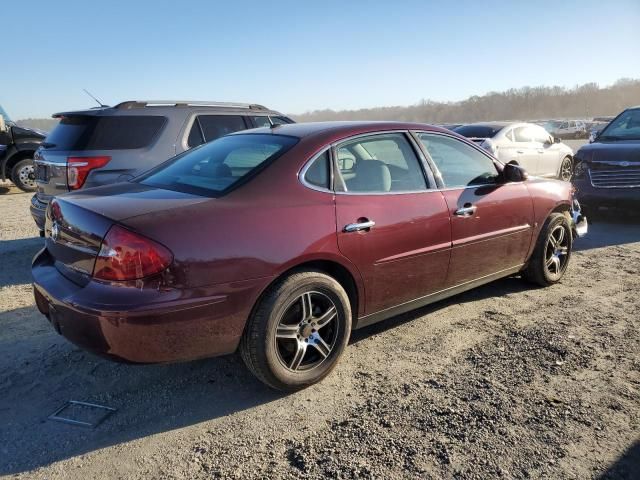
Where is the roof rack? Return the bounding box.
[114,100,269,111]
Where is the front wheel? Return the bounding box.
[11,158,37,192]
[523,213,573,287]
[240,271,352,391]
[559,157,573,182]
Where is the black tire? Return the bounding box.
[240,270,352,391]
[558,156,573,181]
[11,158,37,192]
[523,213,573,287]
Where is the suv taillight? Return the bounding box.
[67,156,111,190]
[93,225,173,281]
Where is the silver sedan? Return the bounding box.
[455,122,574,181]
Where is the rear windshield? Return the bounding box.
[45,115,166,150]
[454,125,504,138]
[139,133,298,197]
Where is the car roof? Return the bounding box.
[233,121,452,141]
[52,100,284,118]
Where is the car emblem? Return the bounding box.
[620,161,630,167]
[51,222,59,242]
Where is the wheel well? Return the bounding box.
[250,260,360,325]
[5,150,35,176]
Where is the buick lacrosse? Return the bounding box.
[32,122,587,390]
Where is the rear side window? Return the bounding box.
[46,115,166,150]
[249,116,295,128]
[187,115,247,147]
[140,134,298,197]
[335,133,428,193]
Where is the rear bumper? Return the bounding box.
[574,177,640,209]
[30,194,48,231]
[32,248,269,363]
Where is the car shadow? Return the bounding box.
[0,236,43,288]
[598,440,640,479]
[0,303,284,475]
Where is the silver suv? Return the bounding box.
[30,100,292,232]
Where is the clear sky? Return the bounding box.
[2,0,639,119]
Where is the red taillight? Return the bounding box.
[93,225,173,281]
[67,156,111,190]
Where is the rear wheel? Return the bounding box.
[240,271,352,391]
[559,156,573,181]
[11,158,37,192]
[523,213,572,286]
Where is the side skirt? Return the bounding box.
[354,264,525,329]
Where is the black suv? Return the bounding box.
[0,106,46,192]
[31,100,293,231]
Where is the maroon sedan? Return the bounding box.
[32,122,587,390]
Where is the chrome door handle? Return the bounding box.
[455,205,477,217]
[344,220,375,232]
[516,150,525,154]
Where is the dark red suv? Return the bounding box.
[32,122,587,391]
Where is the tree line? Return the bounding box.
[292,78,640,124]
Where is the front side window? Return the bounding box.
[335,133,428,193]
[140,134,298,196]
[417,133,499,188]
[531,126,552,144]
[513,127,532,143]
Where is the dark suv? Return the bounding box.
[31,100,292,231]
[0,106,47,192]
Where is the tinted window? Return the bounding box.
[250,116,272,128]
[454,125,504,138]
[140,134,298,197]
[45,115,166,150]
[418,133,499,188]
[198,115,247,142]
[335,133,427,193]
[304,151,330,189]
[271,116,294,125]
[513,127,531,142]
[187,122,205,147]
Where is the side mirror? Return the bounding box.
[589,131,597,143]
[553,136,562,144]
[503,162,528,182]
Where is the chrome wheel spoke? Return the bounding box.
[311,334,331,358]
[547,256,561,273]
[555,227,565,245]
[314,306,336,329]
[289,341,307,371]
[300,292,313,322]
[276,323,299,339]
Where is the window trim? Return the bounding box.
[411,130,506,191]
[331,130,434,196]
[298,147,334,193]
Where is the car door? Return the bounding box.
[511,126,539,174]
[415,132,534,287]
[532,126,560,177]
[333,132,452,316]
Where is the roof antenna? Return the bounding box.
[83,89,108,108]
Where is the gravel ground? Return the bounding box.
[1,180,639,479]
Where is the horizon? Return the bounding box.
[2,0,639,119]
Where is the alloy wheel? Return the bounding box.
[560,158,573,182]
[274,291,339,372]
[545,225,570,277]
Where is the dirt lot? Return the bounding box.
[1,181,639,479]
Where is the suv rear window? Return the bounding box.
[140,133,298,197]
[46,115,166,150]
[454,125,504,139]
